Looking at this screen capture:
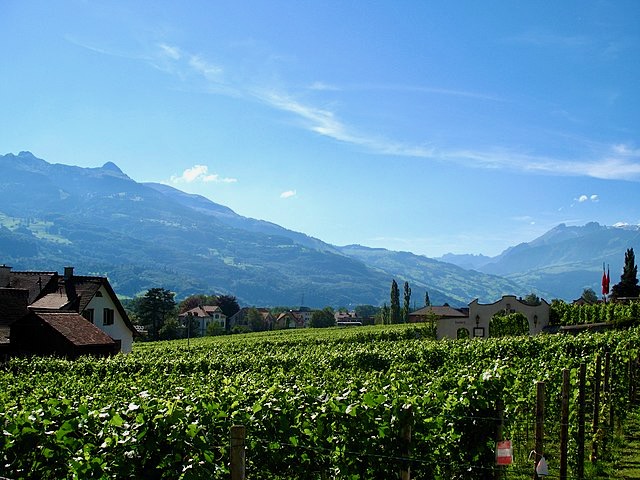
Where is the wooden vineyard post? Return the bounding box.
[495,398,504,480]
[630,358,637,404]
[591,355,602,463]
[560,369,570,480]
[577,363,586,480]
[609,354,615,437]
[400,405,413,480]
[603,352,611,454]
[230,425,246,480]
[534,381,544,480]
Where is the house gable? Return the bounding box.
[179,305,227,336]
[2,265,135,355]
[83,284,135,353]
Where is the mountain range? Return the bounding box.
[1,151,638,307]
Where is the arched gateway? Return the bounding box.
[435,295,550,340]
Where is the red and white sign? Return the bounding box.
[496,440,513,465]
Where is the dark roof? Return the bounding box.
[64,276,103,313]
[21,272,137,336]
[202,305,223,315]
[30,291,73,310]
[0,289,29,326]
[35,312,116,347]
[410,305,468,318]
[180,305,224,318]
[5,272,56,304]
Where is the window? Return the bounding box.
[83,309,95,323]
[103,308,114,326]
[95,291,103,297]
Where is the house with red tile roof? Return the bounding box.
[275,310,304,329]
[0,265,136,357]
[178,305,227,336]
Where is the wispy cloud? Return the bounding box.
[508,31,591,49]
[65,35,148,61]
[444,144,640,181]
[188,55,223,81]
[159,43,181,60]
[170,165,237,184]
[152,43,640,182]
[256,89,437,157]
[308,81,340,91]
[280,190,297,199]
[346,83,503,102]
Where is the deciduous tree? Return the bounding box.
[523,293,541,306]
[310,307,335,328]
[136,288,176,341]
[214,295,240,321]
[355,305,379,318]
[178,294,217,313]
[581,288,598,304]
[247,307,266,331]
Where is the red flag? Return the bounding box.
[602,264,610,295]
[606,265,610,294]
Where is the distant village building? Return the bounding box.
[292,308,314,328]
[334,310,362,326]
[408,305,469,326]
[275,311,304,329]
[228,307,313,331]
[411,295,550,340]
[178,305,227,335]
[0,265,136,358]
[227,307,274,331]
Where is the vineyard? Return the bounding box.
[2,323,640,479]
[551,300,640,327]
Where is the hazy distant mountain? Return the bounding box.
[0,151,531,307]
[337,245,536,305]
[436,223,640,300]
[3,152,633,305]
[480,223,640,299]
[144,182,335,253]
[436,253,494,271]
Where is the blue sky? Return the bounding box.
[1,1,639,257]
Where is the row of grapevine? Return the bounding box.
[550,300,640,326]
[1,325,639,479]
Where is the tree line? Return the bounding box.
[123,289,241,341]
[124,247,639,340]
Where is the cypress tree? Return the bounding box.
[611,248,640,299]
[390,280,401,324]
[402,281,411,323]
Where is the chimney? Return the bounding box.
[0,264,11,288]
[64,266,74,281]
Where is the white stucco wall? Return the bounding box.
[436,317,476,340]
[469,295,549,337]
[436,295,550,340]
[194,315,225,336]
[84,286,134,353]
